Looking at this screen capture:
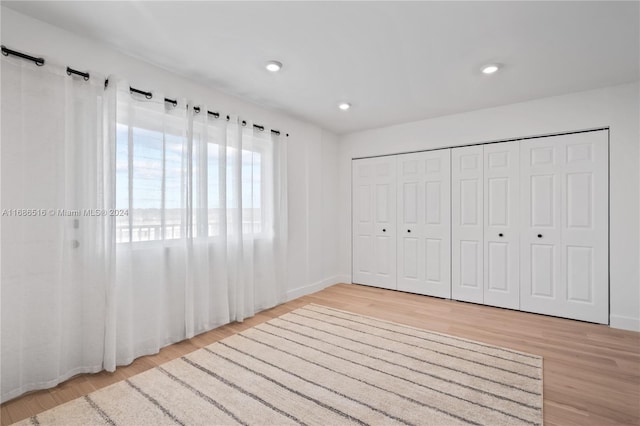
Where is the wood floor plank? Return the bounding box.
[1,283,639,425]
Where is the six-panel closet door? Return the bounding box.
[352,156,397,290]
[397,150,451,298]
[520,131,608,324]
[451,146,484,303]
[483,142,520,309]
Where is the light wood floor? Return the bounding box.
[2,283,639,425]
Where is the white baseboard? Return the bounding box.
[610,314,640,332]
[286,276,345,301]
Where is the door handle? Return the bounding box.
[382,229,386,232]
[498,233,504,237]
[407,229,411,233]
[537,234,543,238]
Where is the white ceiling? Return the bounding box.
[4,1,639,134]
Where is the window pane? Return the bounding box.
[164,133,182,240]
[115,120,186,243]
[242,149,262,234]
[131,127,163,242]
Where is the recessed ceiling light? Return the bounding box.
[338,102,351,111]
[481,64,501,74]
[265,60,282,72]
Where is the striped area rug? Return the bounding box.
[15,304,543,426]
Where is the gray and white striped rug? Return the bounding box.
[16,304,543,426]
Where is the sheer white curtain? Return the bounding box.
[101,79,288,370]
[1,56,110,402]
[101,80,192,369]
[1,68,287,401]
[187,108,288,337]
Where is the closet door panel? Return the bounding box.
[520,130,608,324]
[520,139,567,317]
[352,157,397,290]
[423,150,451,298]
[562,131,608,323]
[354,177,374,279]
[397,150,450,297]
[452,146,483,303]
[484,142,520,309]
[521,139,563,313]
[397,155,421,290]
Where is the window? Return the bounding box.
[204,144,263,236]
[200,124,266,237]
[116,106,270,244]
[116,123,185,243]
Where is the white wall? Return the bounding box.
[0,7,341,298]
[338,82,640,331]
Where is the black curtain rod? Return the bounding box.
[193,106,219,118]
[67,67,89,81]
[129,86,177,107]
[3,45,288,136]
[193,106,285,136]
[1,45,45,66]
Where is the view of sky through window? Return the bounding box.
[115,124,262,242]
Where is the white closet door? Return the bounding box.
[484,142,520,309]
[452,145,484,303]
[352,156,397,290]
[520,131,608,324]
[397,150,451,298]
